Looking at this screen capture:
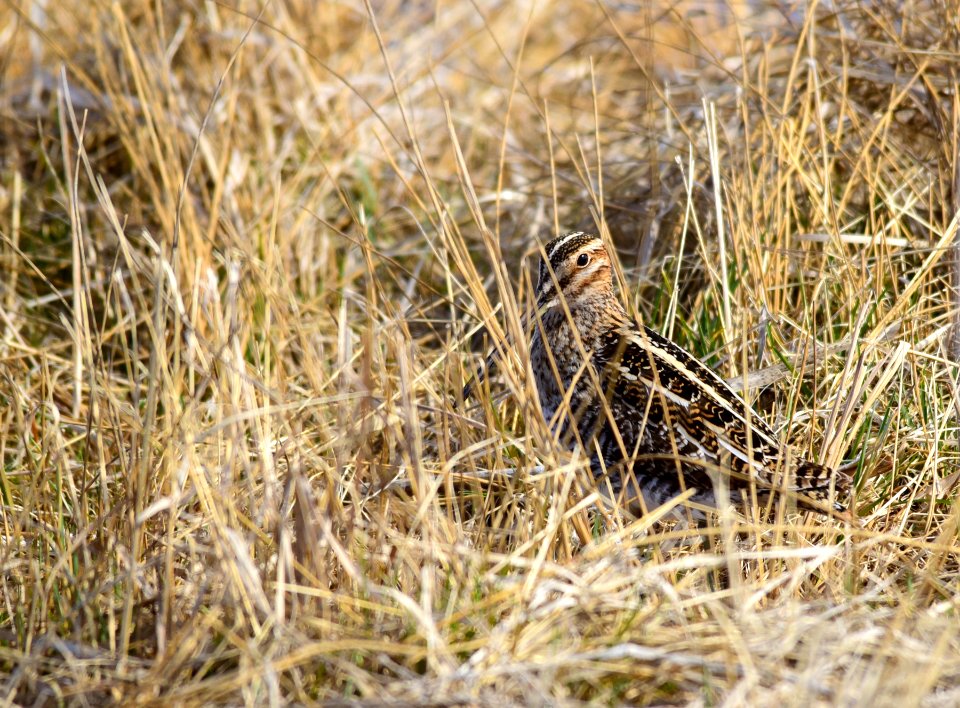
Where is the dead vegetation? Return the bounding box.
[2,0,960,704]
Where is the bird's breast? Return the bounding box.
[530,310,612,427]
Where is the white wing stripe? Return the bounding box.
[624,331,780,449]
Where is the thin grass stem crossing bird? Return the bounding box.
[515,231,850,517]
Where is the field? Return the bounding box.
[3,0,960,704]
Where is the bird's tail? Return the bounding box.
[794,459,851,513]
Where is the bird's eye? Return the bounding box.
[576,253,590,267]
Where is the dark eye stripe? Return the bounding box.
[537,232,603,300]
[545,232,600,267]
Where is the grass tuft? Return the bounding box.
[3,0,960,703]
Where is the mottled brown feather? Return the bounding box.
[529,231,851,516]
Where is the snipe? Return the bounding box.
[522,231,850,516]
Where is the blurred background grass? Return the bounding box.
[2,0,960,704]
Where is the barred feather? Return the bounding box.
[529,231,851,516]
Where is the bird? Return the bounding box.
[519,230,850,517]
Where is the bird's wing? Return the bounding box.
[595,326,787,481]
[595,325,848,512]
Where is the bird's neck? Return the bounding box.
[540,291,627,349]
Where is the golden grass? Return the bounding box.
[3,0,960,703]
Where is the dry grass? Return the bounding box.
[3,0,960,704]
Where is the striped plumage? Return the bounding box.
[529,231,850,516]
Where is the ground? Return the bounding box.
[2,0,960,704]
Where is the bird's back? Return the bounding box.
[542,320,846,514]
[526,230,848,515]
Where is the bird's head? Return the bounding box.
[535,231,615,312]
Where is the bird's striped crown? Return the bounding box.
[536,232,612,310]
